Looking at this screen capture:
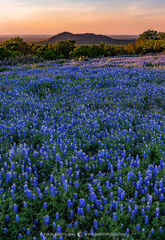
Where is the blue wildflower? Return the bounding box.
[43,215,49,225]
[113,212,117,222]
[93,219,98,230]
[15,215,19,223]
[136,224,141,232]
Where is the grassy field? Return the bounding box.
[0,55,165,239]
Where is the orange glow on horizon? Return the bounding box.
[0,1,164,35]
[0,15,165,35]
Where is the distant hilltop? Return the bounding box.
[42,32,136,45]
[109,35,138,40]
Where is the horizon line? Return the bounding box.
[0,33,139,36]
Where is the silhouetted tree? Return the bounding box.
[138,30,159,41]
[0,46,11,60]
[3,37,32,56]
[158,32,165,40]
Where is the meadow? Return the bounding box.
[0,55,165,239]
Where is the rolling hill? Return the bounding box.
[42,32,136,45]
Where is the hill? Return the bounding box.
[109,35,138,40]
[42,32,135,45]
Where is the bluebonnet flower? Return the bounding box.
[68,199,72,208]
[160,158,163,168]
[125,228,130,235]
[120,204,124,212]
[146,203,150,210]
[69,210,74,219]
[77,207,84,216]
[145,215,148,225]
[43,215,49,225]
[106,181,110,188]
[90,192,97,202]
[50,184,55,197]
[15,215,19,223]
[5,172,12,183]
[27,228,30,235]
[13,204,18,213]
[113,212,117,222]
[151,228,155,235]
[45,187,49,195]
[40,232,47,240]
[155,207,159,218]
[53,222,56,228]
[102,197,108,205]
[56,212,60,220]
[61,174,65,183]
[159,179,163,189]
[136,224,141,232]
[110,192,114,199]
[94,209,99,216]
[3,228,8,234]
[5,215,9,222]
[74,181,79,188]
[26,189,33,198]
[86,204,90,213]
[90,229,95,237]
[64,180,68,191]
[121,191,125,200]
[147,194,152,204]
[93,219,98,230]
[43,202,47,209]
[73,221,78,228]
[100,205,104,211]
[79,198,85,208]
[11,183,16,192]
[56,225,62,233]
[33,219,39,226]
[160,193,164,201]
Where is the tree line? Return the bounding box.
[0,30,165,63]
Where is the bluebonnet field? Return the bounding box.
[0,55,165,240]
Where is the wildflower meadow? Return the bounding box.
[0,55,165,239]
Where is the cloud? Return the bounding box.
[0,1,40,21]
[0,0,98,22]
[0,0,164,34]
[1,0,165,19]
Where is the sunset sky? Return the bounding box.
[0,0,164,35]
